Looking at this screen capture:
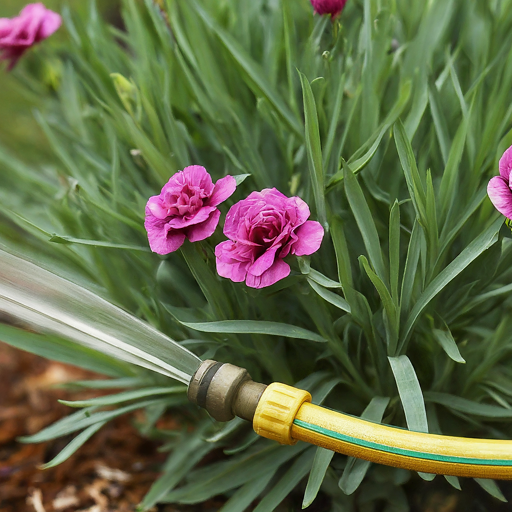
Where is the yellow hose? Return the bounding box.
[253,383,512,479]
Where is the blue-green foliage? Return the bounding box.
[2,0,512,509]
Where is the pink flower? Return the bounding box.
[488,145,512,220]
[215,188,324,289]
[0,3,61,70]
[145,166,236,255]
[310,0,347,17]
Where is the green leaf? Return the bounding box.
[302,448,335,508]
[49,234,150,252]
[20,398,168,443]
[40,421,107,469]
[220,472,275,512]
[188,0,302,137]
[475,479,508,502]
[432,328,466,364]
[424,392,512,418]
[393,120,427,222]
[388,355,428,433]
[59,386,186,408]
[299,72,327,229]
[360,256,398,353]
[307,269,342,289]
[389,201,401,305]
[400,218,503,350]
[307,279,351,313]
[233,173,251,186]
[179,320,326,343]
[343,161,387,284]
[254,448,315,512]
[164,444,307,504]
[444,475,461,490]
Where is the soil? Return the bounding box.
[0,343,224,512]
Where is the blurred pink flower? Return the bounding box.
[310,0,347,17]
[488,145,512,220]
[0,3,61,69]
[215,188,324,289]
[145,166,236,255]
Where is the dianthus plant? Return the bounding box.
[2,0,512,510]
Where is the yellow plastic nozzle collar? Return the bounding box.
[253,382,311,445]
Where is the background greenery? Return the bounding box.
[2,0,512,510]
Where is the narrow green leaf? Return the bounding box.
[389,201,401,304]
[393,120,427,222]
[59,387,186,408]
[20,399,168,443]
[400,218,503,349]
[307,269,342,289]
[433,328,466,364]
[475,479,508,502]
[49,235,150,252]
[444,475,461,490]
[388,355,428,433]
[189,0,302,137]
[254,448,315,512]
[308,279,351,313]
[424,392,512,418]
[233,173,251,186]
[400,220,422,314]
[220,472,275,512]
[302,448,335,508]
[344,161,387,284]
[40,421,107,469]
[299,72,327,229]
[179,320,327,343]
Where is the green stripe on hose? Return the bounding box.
[293,419,512,466]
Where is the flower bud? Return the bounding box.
[310,0,348,18]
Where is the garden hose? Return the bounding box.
[188,360,512,480]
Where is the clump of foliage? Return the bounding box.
[2,0,512,509]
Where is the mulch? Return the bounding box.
[0,343,224,512]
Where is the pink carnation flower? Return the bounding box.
[215,188,324,289]
[0,3,61,70]
[310,0,348,17]
[488,145,512,220]
[145,166,236,255]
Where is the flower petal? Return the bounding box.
[209,175,237,207]
[167,205,217,229]
[144,214,186,255]
[499,145,512,185]
[38,9,61,39]
[488,176,512,219]
[248,245,280,277]
[187,209,221,242]
[215,241,250,282]
[291,221,325,256]
[246,260,290,289]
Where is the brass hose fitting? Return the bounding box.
[187,360,267,422]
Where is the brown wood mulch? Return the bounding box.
[0,343,223,512]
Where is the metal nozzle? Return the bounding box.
[187,360,267,422]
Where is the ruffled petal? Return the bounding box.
[246,259,290,289]
[500,145,512,185]
[291,221,325,256]
[167,205,217,229]
[488,176,512,219]
[187,209,221,242]
[248,245,280,277]
[144,213,186,255]
[209,175,237,207]
[215,241,251,282]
